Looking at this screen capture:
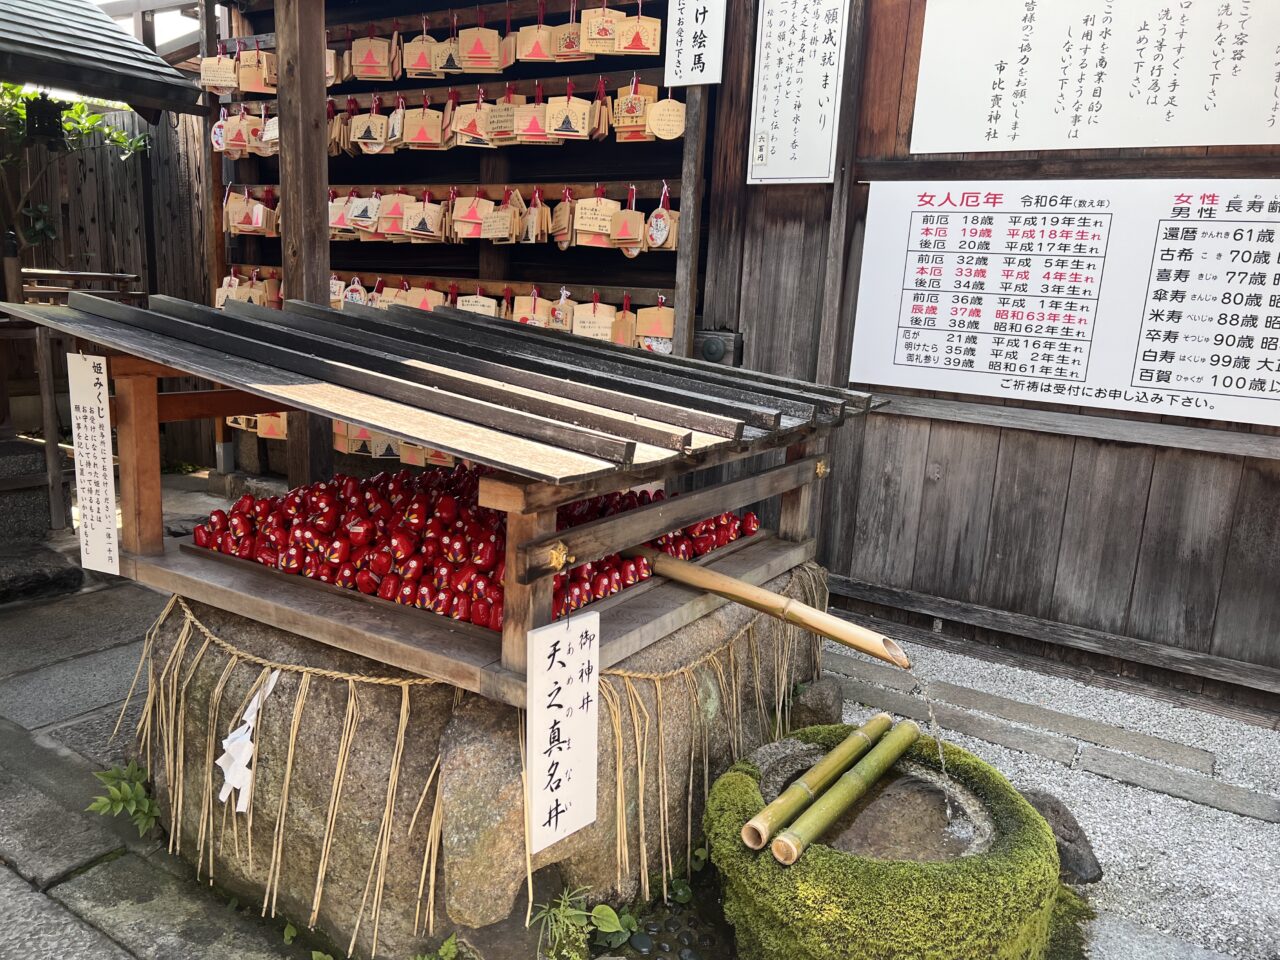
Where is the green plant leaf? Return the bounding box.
[437,933,458,959]
[311,952,335,960]
[283,922,297,944]
[671,877,693,904]
[110,799,123,815]
[590,904,622,933]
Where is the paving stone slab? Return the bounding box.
[1087,915,1236,960]
[1079,745,1280,823]
[0,583,165,679]
[51,853,308,960]
[839,677,1080,764]
[0,541,83,606]
[44,699,144,769]
[0,864,133,960]
[0,769,123,889]
[0,642,145,730]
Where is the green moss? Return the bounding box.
[705,725,1070,960]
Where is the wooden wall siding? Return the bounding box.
[16,110,216,467]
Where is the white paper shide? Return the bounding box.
[526,612,600,854]
[67,354,119,575]
[664,0,726,86]
[217,669,280,813]
[747,0,849,183]
[852,179,1280,428]
[912,0,1280,154]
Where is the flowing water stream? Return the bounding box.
[908,669,956,824]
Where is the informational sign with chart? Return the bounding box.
[911,0,1280,154]
[852,180,1280,428]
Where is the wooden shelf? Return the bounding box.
[122,533,813,708]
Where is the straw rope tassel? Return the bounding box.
[409,755,442,937]
[112,593,175,744]
[263,672,310,917]
[682,670,699,880]
[653,677,671,902]
[621,676,650,902]
[517,711,535,929]
[310,680,361,929]
[222,666,272,865]
[747,627,768,744]
[172,632,212,857]
[348,682,412,959]
[425,770,445,936]
[196,654,239,883]
[598,679,628,891]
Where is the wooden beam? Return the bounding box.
[873,393,1280,461]
[673,84,707,357]
[157,389,291,422]
[503,508,557,675]
[276,0,332,488]
[828,575,1280,697]
[108,356,186,378]
[116,375,164,556]
[516,454,824,583]
[33,328,66,530]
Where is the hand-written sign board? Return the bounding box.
[852,179,1280,428]
[526,611,600,854]
[912,0,1280,154]
[664,0,726,87]
[746,0,849,183]
[68,354,119,574]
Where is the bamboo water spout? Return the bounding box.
[623,545,911,670]
[741,712,893,850]
[771,720,922,865]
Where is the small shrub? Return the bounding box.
[87,761,159,837]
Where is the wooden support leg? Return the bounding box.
[214,415,235,476]
[502,508,557,675]
[116,375,164,556]
[34,328,66,530]
[777,436,828,543]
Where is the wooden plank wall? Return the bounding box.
[14,110,216,466]
[712,0,1280,701]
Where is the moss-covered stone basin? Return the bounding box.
[705,723,1068,960]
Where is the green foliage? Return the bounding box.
[531,886,593,960]
[590,904,639,949]
[669,877,693,905]
[411,932,459,960]
[704,724,1075,960]
[283,922,298,945]
[689,845,708,873]
[311,952,335,960]
[87,761,159,837]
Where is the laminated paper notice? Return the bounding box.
[526,612,599,854]
[746,0,849,183]
[851,178,1280,428]
[68,355,119,575]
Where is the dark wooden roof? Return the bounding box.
[0,0,203,115]
[1,293,870,485]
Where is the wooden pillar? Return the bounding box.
[134,9,159,295]
[197,0,226,303]
[116,375,164,556]
[276,0,333,488]
[502,508,557,674]
[34,327,65,530]
[214,414,234,475]
[673,85,708,358]
[777,436,827,543]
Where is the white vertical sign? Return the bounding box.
[746,0,850,184]
[526,611,599,854]
[67,354,119,574]
[911,0,1280,154]
[664,0,727,87]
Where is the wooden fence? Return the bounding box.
[10,109,216,466]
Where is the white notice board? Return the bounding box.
[852,180,1280,428]
[746,0,849,184]
[911,0,1280,154]
[526,611,599,854]
[67,354,119,574]
[664,0,726,87]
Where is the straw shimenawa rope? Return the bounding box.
[115,565,826,957]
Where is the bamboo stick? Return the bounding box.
[771,720,921,866]
[741,713,893,850]
[624,545,911,670]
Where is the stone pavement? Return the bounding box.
[0,579,313,960]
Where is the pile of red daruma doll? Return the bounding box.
[192,463,760,631]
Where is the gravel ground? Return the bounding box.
[836,638,1280,959]
[832,637,1280,796]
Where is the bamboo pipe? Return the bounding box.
[771,720,921,866]
[741,713,893,850]
[623,545,911,670]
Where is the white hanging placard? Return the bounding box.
[67,354,119,575]
[852,179,1280,428]
[911,0,1280,154]
[746,0,850,184]
[664,0,727,87]
[526,611,600,854]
